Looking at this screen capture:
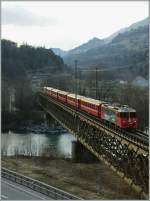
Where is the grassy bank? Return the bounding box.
[2,156,141,200]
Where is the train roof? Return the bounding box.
[58,90,69,95]
[51,88,60,93]
[67,93,83,99]
[102,103,136,113]
[118,107,136,113]
[45,87,53,90]
[80,96,104,106]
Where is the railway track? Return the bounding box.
[136,129,148,137]
[127,130,148,145]
[39,92,148,150]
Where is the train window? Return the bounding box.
[120,112,128,118]
[130,112,136,118]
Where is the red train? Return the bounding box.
[43,87,138,129]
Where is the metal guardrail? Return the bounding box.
[2,168,82,200]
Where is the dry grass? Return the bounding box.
[2,156,141,200]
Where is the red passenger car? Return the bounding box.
[67,93,82,108]
[51,88,59,99]
[44,87,53,96]
[57,90,69,103]
[80,97,103,117]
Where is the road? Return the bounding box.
[1,178,52,200]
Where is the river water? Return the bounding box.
[1,131,76,158]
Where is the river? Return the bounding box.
[1,131,76,158]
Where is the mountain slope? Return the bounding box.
[62,17,148,60]
[51,37,104,58]
[51,48,68,58]
[52,17,148,62]
[103,17,149,44]
[63,18,148,79]
[68,37,104,55]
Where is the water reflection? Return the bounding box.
[1,132,76,157]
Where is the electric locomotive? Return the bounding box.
[101,103,137,129]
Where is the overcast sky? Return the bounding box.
[2,1,148,50]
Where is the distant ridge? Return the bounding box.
[52,17,148,58]
[62,17,148,80]
[104,17,149,44]
[51,48,68,58]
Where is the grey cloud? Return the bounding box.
[2,6,57,26]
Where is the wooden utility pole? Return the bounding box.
[95,67,98,99]
[75,60,78,106]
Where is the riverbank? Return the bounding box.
[2,110,44,132]
[2,156,141,200]
[2,110,66,134]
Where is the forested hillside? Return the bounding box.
[2,39,67,128]
[2,39,66,78]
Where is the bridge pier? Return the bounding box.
[72,140,99,163]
